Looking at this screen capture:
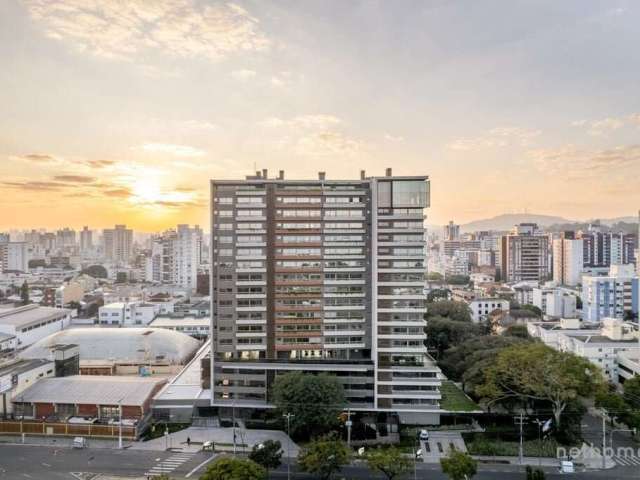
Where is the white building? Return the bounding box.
[553,236,583,286]
[98,301,159,326]
[103,225,133,265]
[0,359,55,417]
[0,305,72,348]
[79,226,93,253]
[146,225,203,290]
[470,272,495,284]
[582,264,639,322]
[555,318,639,384]
[532,286,577,319]
[149,315,209,338]
[468,298,510,323]
[0,242,30,273]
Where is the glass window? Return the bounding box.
[378,181,391,208]
[392,180,429,208]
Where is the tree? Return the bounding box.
[82,265,108,279]
[199,457,266,480]
[426,316,482,357]
[526,466,546,480]
[298,435,350,480]
[439,335,530,387]
[427,288,450,303]
[440,450,477,480]
[476,343,604,427]
[20,281,29,305]
[426,300,472,323]
[445,274,470,285]
[272,372,346,437]
[623,375,640,409]
[427,272,444,282]
[502,324,530,339]
[519,304,542,318]
[249,440,282,474]
[366,446,411,480]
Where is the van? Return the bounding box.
[72,437,87,449]
[559,461,574,473]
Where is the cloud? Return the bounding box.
[16,153,57,163]
[231,69,257,81]
[103,188,133,198]
[23,0,270,62]
[383,134,405,142]
[528,144,640,179]
[571,117,625,136]
[447,127,541,151]
[140,143,206,157]
[53,175,96,183]
[270,71,293,87]
[296,131,363,157]
[1,181,66,191]
[85,159,115,169]
[260,114,342,130]
[178,120,218,132]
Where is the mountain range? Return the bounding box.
[451,213,639,233]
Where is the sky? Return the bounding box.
[1,0,639,232]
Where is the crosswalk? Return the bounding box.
[145,452,196,477]
[612,455,640,466]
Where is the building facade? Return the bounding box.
[103,225,133,264]
[210,170,441,423]
[146,225,203,290]
[552,232,584,286]
[582,265,640,322]
[501,223,550,283]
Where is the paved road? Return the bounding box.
[0,444,639,479]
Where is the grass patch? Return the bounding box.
[463,434,562,457]
[440,381,481,412]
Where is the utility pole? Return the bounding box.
[232,401,237,456]
[345,409,352,448]
[118,399,123,449]
[283,413,294,480]
[601,408,607,469]
[514,412,525,465]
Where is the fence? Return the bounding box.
[0,420,138,440]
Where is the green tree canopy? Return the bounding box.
[82,265,108,279]
[502,324,530,339]
[365,446,411,480]
[426,300,472,323]
[199,457,266,480]
[519,304,543,318]
[439,335,530,386]
[440,450,477,480]
[426,316,483,358]
[20,281,29,306]
[427,288,451,303]
[427,272,444,282]
[476,343,605,426]
[272,372,346,437]
[623,375,640,410]
[248,440,282,473]
[445,274,470,285]
[297,435,350,480]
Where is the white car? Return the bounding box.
[419,429,429,441]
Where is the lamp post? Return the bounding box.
[118,399,123,449]
[283,413,295,480]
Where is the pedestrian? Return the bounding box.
[187,436,191,446]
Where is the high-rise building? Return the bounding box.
[80,226,93,252]
[444,221,460,241]
[582,264,639,322]
[0,242,30,273]
[210,169,441,423]
[552,232,584,286]
[578,225,637,269]
[103,225,133,264]
[500,223,550,283]
[55,228,76,249]
[146,225,203,289]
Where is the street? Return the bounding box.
[0,444,639,480]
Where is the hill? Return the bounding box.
[461,214,573,232]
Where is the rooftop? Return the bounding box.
[17,375,165,407]
[149,316,210,327]
[0,358,53,379]
[20,327,200,364]
[0,305,70,328]
[569,334,640,344]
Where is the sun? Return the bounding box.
[130,178,163,204]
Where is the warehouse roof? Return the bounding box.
[0,305,70,329]
[17,375,165,406]
[20,327,200,364]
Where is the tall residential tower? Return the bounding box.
[210,169,441,423]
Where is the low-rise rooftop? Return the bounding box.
[0,305,70,329]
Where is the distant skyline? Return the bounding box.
[2,0,640,231]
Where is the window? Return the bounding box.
[392,180,429,207]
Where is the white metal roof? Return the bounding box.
[18,375,165,407]
[0,305,70,328]
[20,327,200,364]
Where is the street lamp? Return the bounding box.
[283,413,295,480]
[118,398,123,449]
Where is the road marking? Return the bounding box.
[42,463,51,467]
[186,455,217,478]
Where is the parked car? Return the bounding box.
[419,429,429,441]
[72,437,87,449]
